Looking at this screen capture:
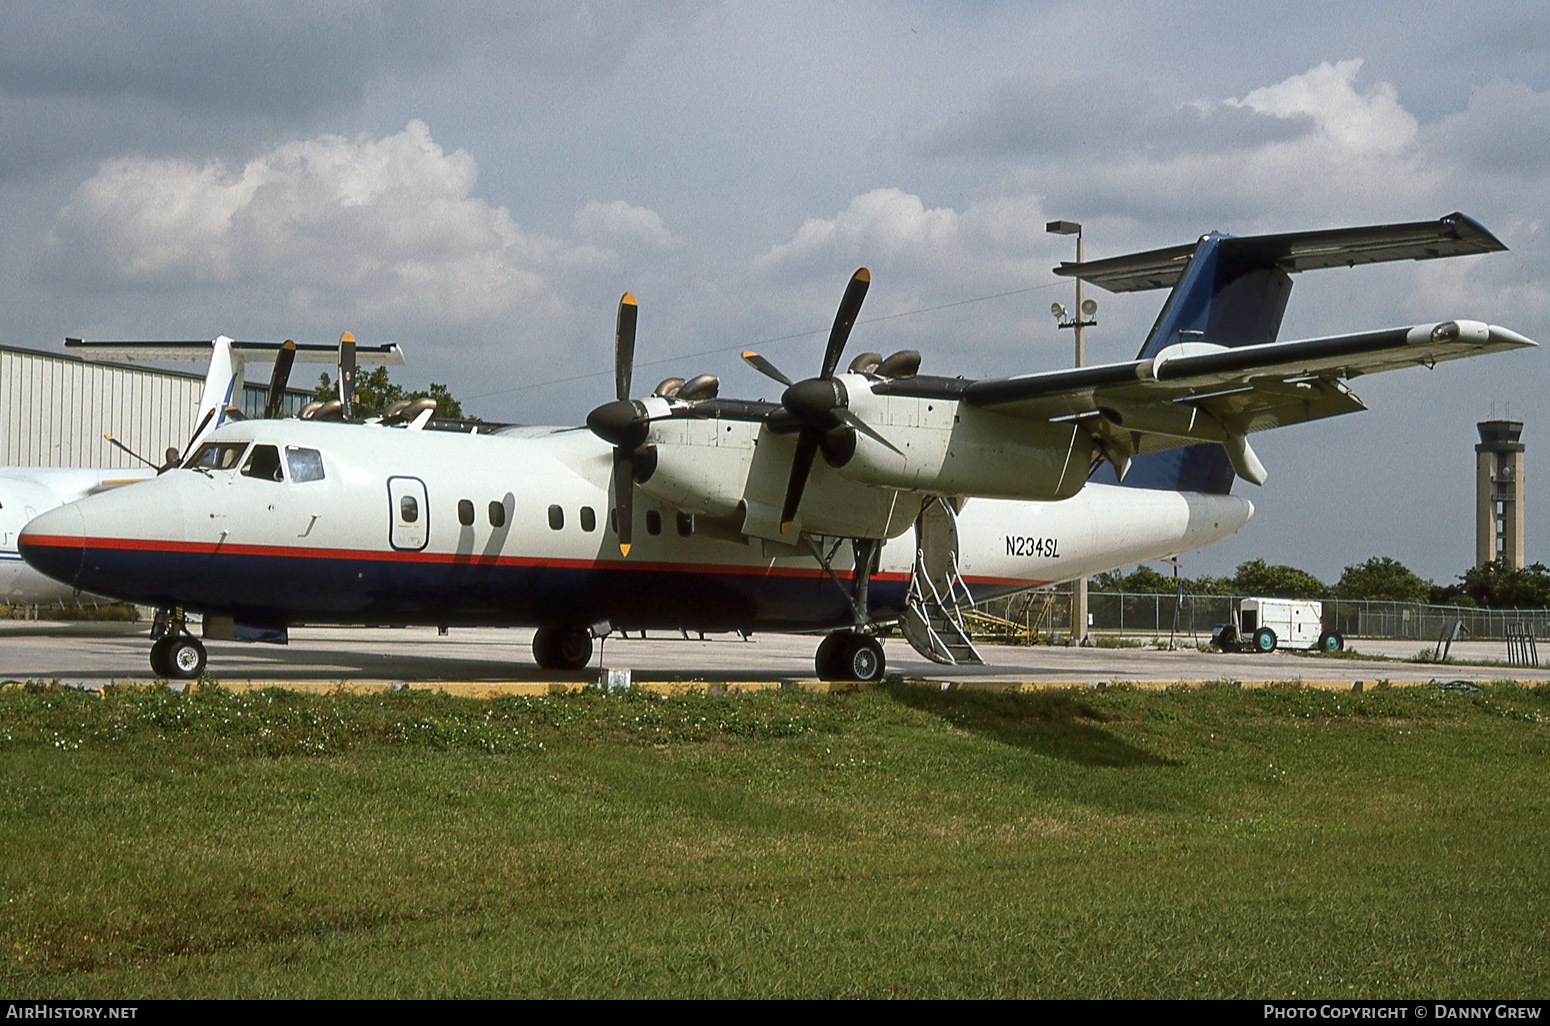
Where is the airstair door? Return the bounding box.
[900,498,983,666]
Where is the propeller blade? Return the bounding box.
[615,293,637,402]
[179,406,221,463]
[102,434,160,470]
[614,448,634,556]
[741,350,792,387]
[780,431,821,532]
[263,339,297,418]
[820,268,870,379]
[338,332,357,421]
[836,408,903,456]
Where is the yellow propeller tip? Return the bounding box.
[742,350,758,358]
[855,268,870,282]
[340,331,355,343]
[621,293,637,306]
[780,521,793,533]
[619,543,632,557]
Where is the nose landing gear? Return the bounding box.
[149,607,207,680]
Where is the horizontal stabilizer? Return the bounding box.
[1055,212,1506,294]
[65,338,406,366]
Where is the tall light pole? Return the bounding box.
[1047,219,1097,645]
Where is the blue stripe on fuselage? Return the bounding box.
[72,544,911,632]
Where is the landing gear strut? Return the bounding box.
[149,607,207,680]
[806,536,887,682]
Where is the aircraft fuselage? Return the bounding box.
[18,419,1252,633]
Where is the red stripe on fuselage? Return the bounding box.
[21,532,1052,590]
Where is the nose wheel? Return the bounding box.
[149,606,207,680]
[816,631,886,682]
[150,634,207,680]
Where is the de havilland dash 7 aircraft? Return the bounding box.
[19,213,1536,681]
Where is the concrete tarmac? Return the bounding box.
[3,619,1547,690]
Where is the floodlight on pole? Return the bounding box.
[1046,218,1096,646]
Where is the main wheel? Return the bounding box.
[1318,630,1344,653]
[164,637,207,680]
[149,636,173,677]
[532,626,593,670]
[814,633,849,680]
[1253,627,1278,654]
[841,634,886,683]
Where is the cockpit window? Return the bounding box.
[185,441,249,471]
[241,444,284,482]
[285,446,325,483]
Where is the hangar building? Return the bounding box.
[1,343,309,469]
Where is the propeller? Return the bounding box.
[741,268,899,532]
[585,294,644,556]
[262,340,297,418]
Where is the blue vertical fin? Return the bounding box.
[1086,231,1293,494]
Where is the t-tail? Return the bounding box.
[1066,212,1506,494]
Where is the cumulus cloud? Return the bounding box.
[759,187,962,270]
[40,120,674,330]
[572,199,682,252]
[1227,58,1417,154]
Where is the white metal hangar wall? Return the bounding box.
[1,344,309,469]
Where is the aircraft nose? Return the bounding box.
[17,503,85,587]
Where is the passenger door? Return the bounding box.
[387,476,430,551]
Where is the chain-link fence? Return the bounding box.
[973,588,1550,643]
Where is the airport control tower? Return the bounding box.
[1476,419,1526,568]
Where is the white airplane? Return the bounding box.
[18,213,1535,681]
[2,335,404,606]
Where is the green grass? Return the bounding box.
[2,680,1547,998]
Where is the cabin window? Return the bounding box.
[285,446,325,483]
[401,495,420,523]
[548,504,564,530]
[185,441,248,472]
[646,510,662,536]
[488,501,506,528]
[241,444,284,482]
[677,512,694,537]
[458,499,475,526]
[580,507,596,532]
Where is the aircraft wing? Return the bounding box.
[64,338,406,366]
[962,319,1535,454]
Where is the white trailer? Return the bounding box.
[1211,597,1343,653]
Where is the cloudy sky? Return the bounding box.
[3,1,1548,585]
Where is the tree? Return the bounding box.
[1229,558,1327,599]
[312,367,470,421]
[1092,565,1176,593]
[1333,556,1432,603]
[1457,560,1550,608]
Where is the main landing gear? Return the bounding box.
[149,607,207,680]
[815,630,886,682]
[805,535,888,682]
[532,625,594,671]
